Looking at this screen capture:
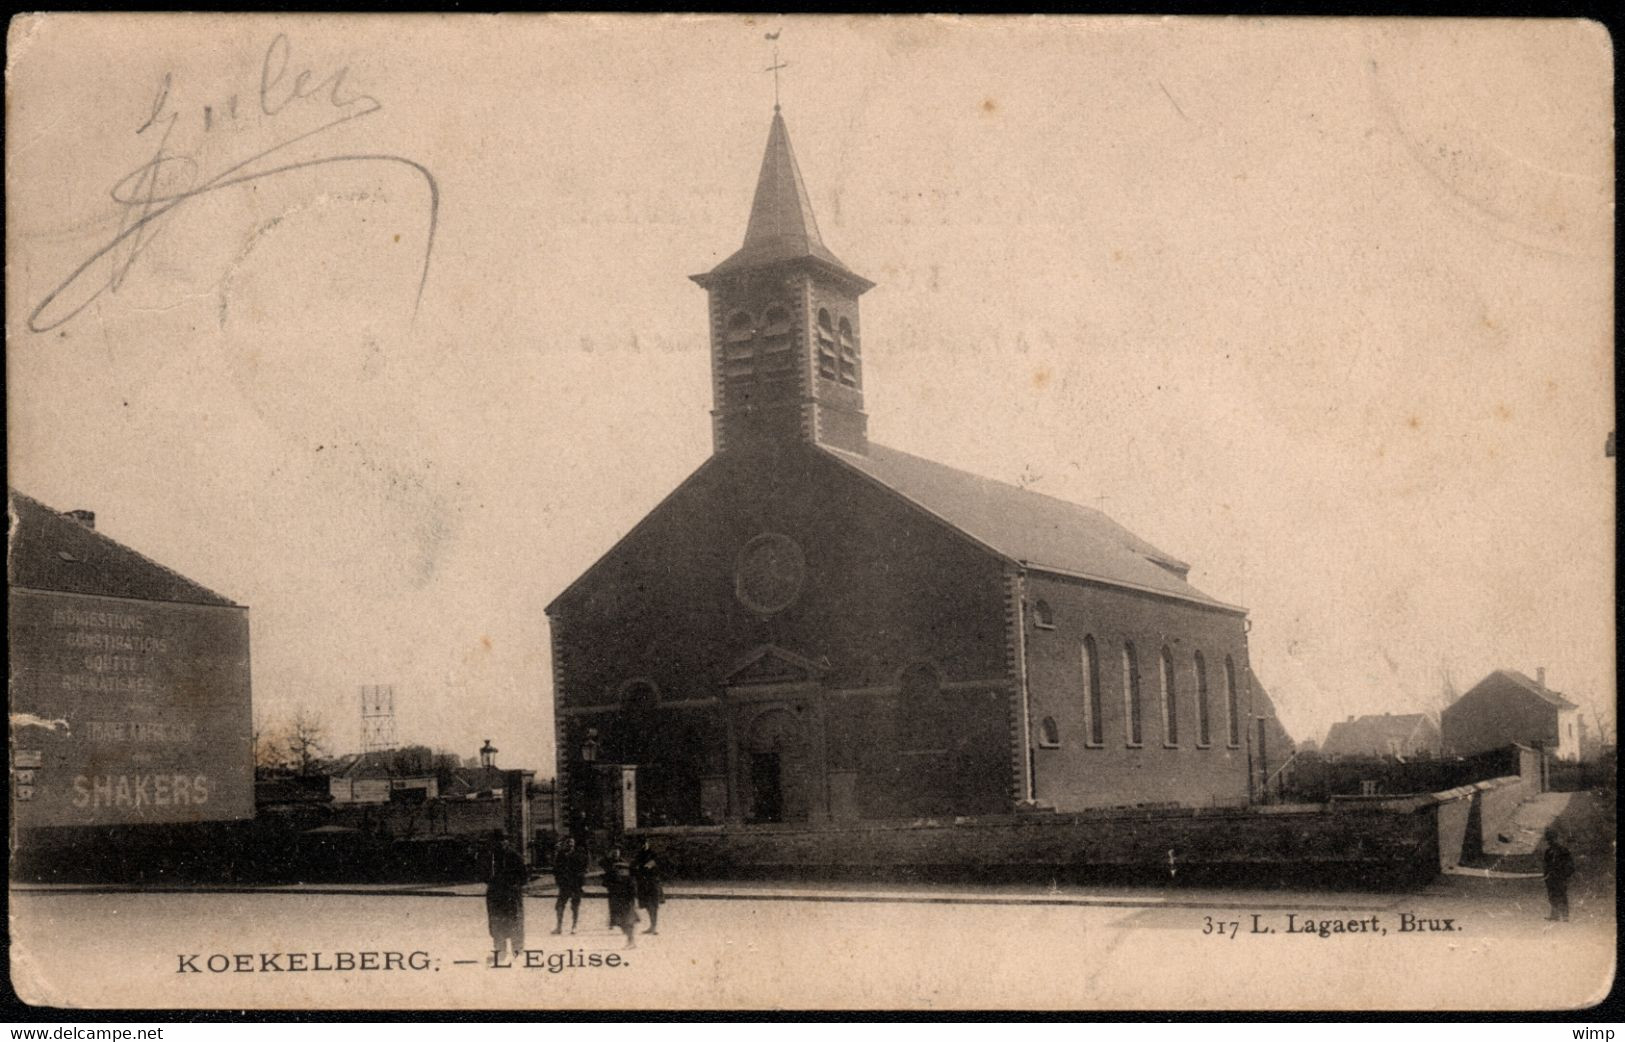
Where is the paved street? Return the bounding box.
[11,863,1614,1011]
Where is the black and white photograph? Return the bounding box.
[5,13,1615,1012]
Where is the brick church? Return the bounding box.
[548,108,1262,830]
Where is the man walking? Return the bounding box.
[551,835,590,935]
[631,838,665,936]
[1542,827,1575,922]
[483,830,530,960]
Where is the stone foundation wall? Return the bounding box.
[632,799,1443,888]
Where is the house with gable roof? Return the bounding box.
[1442,668,1581,762]
[8,488,254,829]
[1320,713,1440,760]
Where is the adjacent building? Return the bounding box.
[1249,672,1297,798]
[547,109,1265,829]
[1320,712,1441,760]
[1442,668,1581,762]
[8,489,254,831]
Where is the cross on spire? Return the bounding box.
[764,39,788,111]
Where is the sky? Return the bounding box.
[7,15,1614,771]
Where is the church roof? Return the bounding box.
[819,443,1240,612]
[7,488,239,608]
[698,111,871,289]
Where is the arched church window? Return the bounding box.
[760,305,794,373]
[1225,656,1241,747]
[1081,636,1103,746]
[815,308,837,381]
[724,310,756,378]
[1160,647,1179,747]
[1122,643,1143,747]
[1194,652,1212,747]
[761,306,792,336]
[837,318,860,387]
[1038,716,1061,749]
[1033,599,1055,629]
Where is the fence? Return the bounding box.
[1282,746,1526,802]
[1548,756,1615,793]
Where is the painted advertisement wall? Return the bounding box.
[9,588,253,827]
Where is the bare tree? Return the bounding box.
[252,710,289,771]
[432,750,463,788]
[389,744,433,774]
[1576,692,1616,756]
[1432,661,1461,719]
[285,707,330,776]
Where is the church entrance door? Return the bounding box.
[731,702,823,824]
[749,752,784,823]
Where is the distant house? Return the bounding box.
[325,752,440,805]
[440,766,509,800]
[1321,713,1440,760]
[1442,669,1580,762]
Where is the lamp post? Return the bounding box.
[479,739,498,771]
[575,729,601,835]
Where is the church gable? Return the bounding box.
[544,455,720,616]
[548,442,1011,708]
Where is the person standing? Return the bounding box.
[631,839,665,935]
[483,830,530,960]
[1542,827,1575,922]
[600,846,640,949]
[551,835,590,935]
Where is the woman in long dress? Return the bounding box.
[600,847,639,948]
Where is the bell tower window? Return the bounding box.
[837,318,860,387]
[724,311,756,379]
[692,110,875,454]
[816,308,838,381]
[760,305,794,373]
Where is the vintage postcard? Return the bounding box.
[6,13,1615,1012]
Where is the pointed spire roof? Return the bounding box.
[696,110,872,290]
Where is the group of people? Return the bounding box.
[482,822,1580,953]
[483,831,666,958]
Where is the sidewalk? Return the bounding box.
[12,875,1402,912]
[1450,790,1575,877]
[1483,791,1573,857]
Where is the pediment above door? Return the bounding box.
[723,645,830,687]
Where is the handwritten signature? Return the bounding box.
[28,34,438,335]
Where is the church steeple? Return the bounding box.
[693,111,874,456]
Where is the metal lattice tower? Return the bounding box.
[360,685,398,753]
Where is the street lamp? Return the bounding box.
[479,739,498,770]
